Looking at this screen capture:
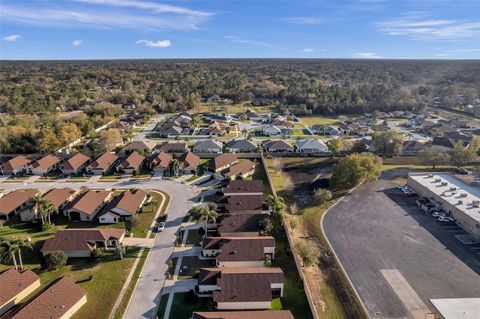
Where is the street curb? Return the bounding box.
[320,183,371,319]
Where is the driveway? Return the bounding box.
[133,114,168,142]
[323,178,480,319]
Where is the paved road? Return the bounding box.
[323,178,480,319]
[133,113,168,142]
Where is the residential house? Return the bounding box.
[207,122,227,136]
[201,236,275,267]
[158,124,182,137]
[310,125,340,136]
[222,160,255,180]
[41,228,125,258]
[295,139,330,154]
[0,189,39,221]
[0,156,32,175]
[64,190,111,221]
[20,188,77,222]
[222,180,264,197]
[60,153,90,175]
[262,125,282,136]
[225,195,270,214]
[262,140,294,153]
[192,311,294,319]
[123,140,157,154]
[216,213,266,236]
[159,142,188,155]
[401,141,426,156]
[194,140,224,154]
[0,269,40,316]
[197,267,284,310]
[87,152,118,175]
[98,189,148,224]
[226,139,257,153]
[272,118,293,129]
[117,151,145,174]
[175,114,192,127]
[147,151,172,174]
[430,136,459,151]
[207,153,238,173]
[373,123,390,133]
[27,154,62,176]
[338,122,361,135]
[9,277,86,319]
[178,152,200,175]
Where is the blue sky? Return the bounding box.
[1,0,479,60]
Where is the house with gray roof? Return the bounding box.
[296,139,330,154]
[193,140,224,154]
[226,139,257,153]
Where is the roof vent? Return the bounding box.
[458,200,463,205]
[441,182,448,186]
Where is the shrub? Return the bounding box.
[314,188,332,204]
[43,250,67,271]
[125,216,139,231]
[91,248,102,258]
[264,254,272,266]
[297,241,317,267]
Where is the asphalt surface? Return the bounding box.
[323,178,480,319]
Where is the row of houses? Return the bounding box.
[0,187,148,224]
[0,270,86,319]
[192,180,290,316]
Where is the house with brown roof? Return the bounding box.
[98,189,148,224]
[197,267,285,310]
[0,269,40,316]
[192,310,294,319]
[64,190,111,221]
[60,153,90,175]
[207,153,238,173]
[0,189,40,221]
[0,156,32,176]
[147,151,172,174]
[223,180,264,197]
[178,151,200,175]
[9,277,86,319]
[20,188,78,222]
[117,151,145,174]
[87,152,119,175]
[202,236,275,267]
[123,140,157,154]
[159,142,188,154]
[216,213,266,236]
[262,140,294,153]
[41,228,125,258]
[225,195,270,214]
[221,160,255,180]
[27,154,62,176]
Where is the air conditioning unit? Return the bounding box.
[450,187,457,191]
[441,182,448,186]
[435,178,441,182]
[461,193,468,198]
[457,200,463,205]
[428,174,434,178]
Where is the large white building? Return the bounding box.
[407,173,480,238]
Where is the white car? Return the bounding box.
[437,216,451,222]
[396,184,407,190]
[432,212,446,218]
[156,222,166,232]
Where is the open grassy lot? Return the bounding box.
[265,156,367,319]
[298,115,344,126]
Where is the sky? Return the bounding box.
[0,0,479,60]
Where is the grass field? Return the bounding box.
[168,292,209,319]
[298,115,344,126]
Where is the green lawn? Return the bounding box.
[112,248,150,319]
[298,115,345,126]
[169,292,209,319]
[184,229,204,246]
[170,256,215,279]
[271,297,283,310]
[157,294,170,319]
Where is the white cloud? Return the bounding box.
[284,17,322,25]
[376,13,480,40]
[225,36,277,48]
[302,48,315,52]
[353,52,382,59]
[0,2,213,31]
[72,39,82,46]
[135,39,171,47]
[3,34,21,41]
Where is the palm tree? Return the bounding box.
[0,237,32,270]
[12,237,32,270]
[225,127,231,143]
[31,194,47,226]
[43,201,59,226]
[169,159,181,176]
[198,205,218,234]
[242,127,248,138]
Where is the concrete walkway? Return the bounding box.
[123,237,155,248]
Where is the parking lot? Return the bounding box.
[323,178,480,319]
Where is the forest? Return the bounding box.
[1,59,479,153]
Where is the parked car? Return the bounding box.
[456,168,469,175]
[432,211,446,218]
[437,216,451,222]
[156,222,166,232]
[396,184,407,190]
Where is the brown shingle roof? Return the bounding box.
[0,189,39,216]
[208,153,237,170]
[217,213,265,235]
[159,142,188,153]
[223,180,264,195]
[41,228,125,253]
[123,140,157,152]
[1,155,32,171]
[61,153,90,171]
[10,277,86,319]
[202,236,275,262]
[30,154,62,170]
[41,188,77,208]
[119,151,144,169]
[111,189,147,215]
[223,160,255,178]
[192,311,294,319]
[0,269,39,307]
[225,195,265,213]
[148,151,172,169]
[90,152,118,170]
[66,190,110,215]
[179,151,200,169]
